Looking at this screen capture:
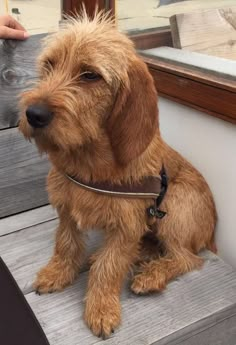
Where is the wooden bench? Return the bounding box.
[1,35,236,345]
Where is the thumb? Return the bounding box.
[0,26,29,40]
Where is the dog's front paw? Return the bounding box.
[33,257,77,294]
[84,294,121,338]
[131,269,166,295]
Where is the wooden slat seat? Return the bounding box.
[0,35,49,219]
[1,206,236,345]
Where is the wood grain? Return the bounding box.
[141,55,236,124]
[0,127,50,218]
[0,34,45,129]
[1,206,236,344]
[131,29,173,50]
[0,219,57,294]
[0,205,56,236]
[151,68,236,124]
[170,7,236,59]
[0,217,103,294]
[25,251,236,345]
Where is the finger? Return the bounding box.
[0,27,29,40]
[8,17,27,32]
[0,15,26,32]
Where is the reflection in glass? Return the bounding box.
[0,0,61,35]
[117,0,236,33]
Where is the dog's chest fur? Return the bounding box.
[47,168,146,232]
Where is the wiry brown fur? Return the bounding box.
[19,11,217,338]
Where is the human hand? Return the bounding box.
[0,15,29,40]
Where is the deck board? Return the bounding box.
[0,35,45,129]
[0,127,50,218]
[0,216,103,295]
[26,252,236,345]
[0,205,56,236]
[1,208,236,344]
[0,219,56,294]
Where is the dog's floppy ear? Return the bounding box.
[107,58,158,165]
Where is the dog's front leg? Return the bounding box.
[34,207,85,294]
[84,228,140,338]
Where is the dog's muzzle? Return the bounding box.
[26,104,53,128]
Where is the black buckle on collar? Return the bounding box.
[147,206,166,219]
[157,165,168,208]
[147,165,168,220]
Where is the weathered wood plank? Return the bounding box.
[158,306,236,345]
[0,217,103,294]
[170,7,236,60]
[25,251,236,345]
[0,127,49,218]
[0,205,56,236]
[1,208,236,344]
[0,219,57,294]
[0,34,45,129]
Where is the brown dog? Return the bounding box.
[19,12,217,338]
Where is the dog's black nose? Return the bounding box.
[26,104,53,128]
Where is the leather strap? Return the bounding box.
[66,174,162,199]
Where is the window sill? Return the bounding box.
[140,48,236,124]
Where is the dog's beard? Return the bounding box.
[34,131,59,154]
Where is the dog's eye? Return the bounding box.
[80,71,101,81]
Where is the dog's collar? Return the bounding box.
[66,167,168,225]
[66,174,162,199]
[65,166,168,202]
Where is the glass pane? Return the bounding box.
[0,0,62,35]
[117,0,236,33]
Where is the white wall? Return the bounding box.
[159,97,236,268]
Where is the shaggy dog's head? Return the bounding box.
[19,12,158,166]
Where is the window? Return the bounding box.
[0,0,62,35]
[116,0,236,34]
[114,0,236,124]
